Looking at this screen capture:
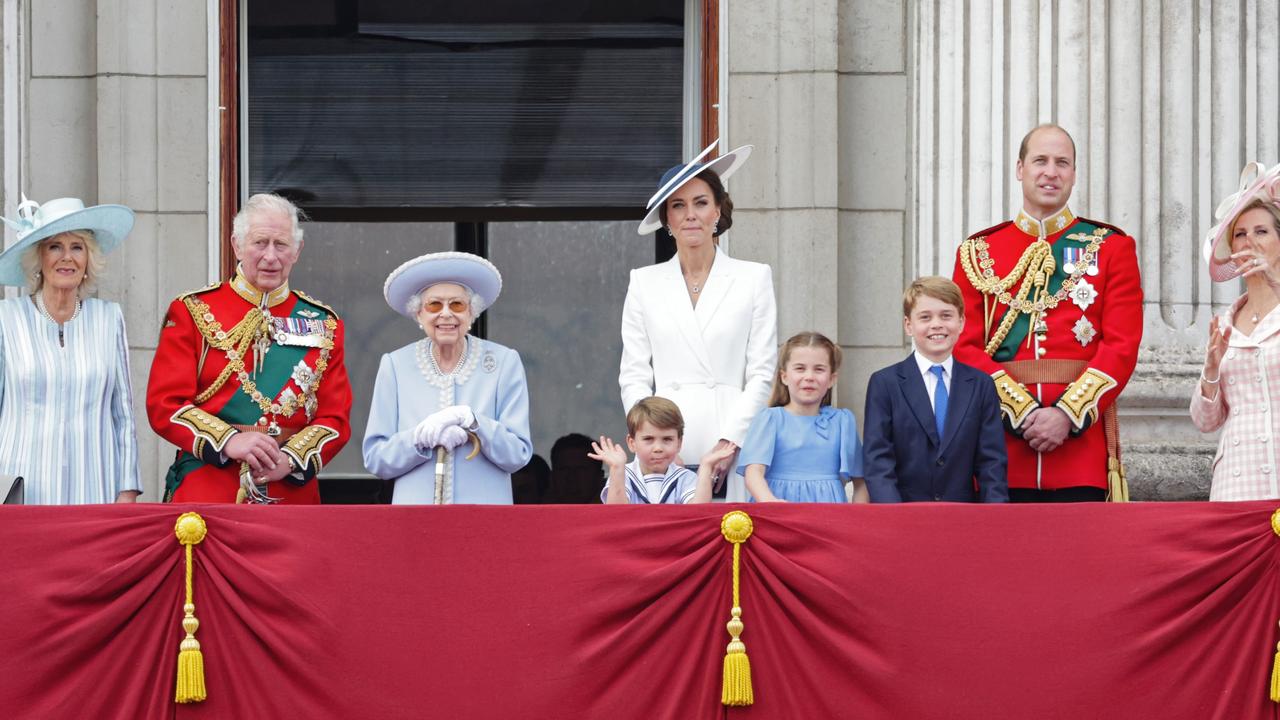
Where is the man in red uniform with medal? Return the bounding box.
[147,194,352,503]
[952,125,1143,501]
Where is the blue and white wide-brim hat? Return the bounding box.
[0,196,134,286]
[637,140,753,235]
[383,251,503,318]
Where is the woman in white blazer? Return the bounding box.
[619,142,778,502]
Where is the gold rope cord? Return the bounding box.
[720,511,755,706]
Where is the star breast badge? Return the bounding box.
[1070,278,1098,311]
[1073,316,1097,347]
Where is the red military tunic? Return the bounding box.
[951,206,1143,491]
[147,272,353,503]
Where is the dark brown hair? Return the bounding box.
[768,332,842,407]
[657,168,734,237]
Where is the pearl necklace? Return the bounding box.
[416,336,472,383]
[34,293,81,346]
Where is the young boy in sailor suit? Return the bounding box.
[591,397,733,504]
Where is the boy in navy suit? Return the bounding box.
[863,277,1008,502]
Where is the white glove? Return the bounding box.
[414,415,448,450]
[429,405,476,431]
[436,425,470,451]
[414,406,477,449]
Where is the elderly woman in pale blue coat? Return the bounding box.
[363,252,532,504]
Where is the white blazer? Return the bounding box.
[619,246,778,501]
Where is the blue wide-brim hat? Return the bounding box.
[0,196,134,286]
[384,251,503,318]
[637,140,753,235]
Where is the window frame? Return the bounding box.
[217,0,719,276]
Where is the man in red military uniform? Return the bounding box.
[951,124,1143,501]
[147,194,352,503]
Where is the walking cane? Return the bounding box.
[432,431,483,504]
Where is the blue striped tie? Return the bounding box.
[930,365,948,439]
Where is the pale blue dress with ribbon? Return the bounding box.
[737,405,862,503]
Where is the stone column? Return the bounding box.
[911,0,1280,498]
[723,0,841,344]
[725,0,913,417]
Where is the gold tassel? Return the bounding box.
[1270,628,1280,703]
[1271,512,1280,702]
[174,512,208,704]
[720,511,755,706]
[1107,457,1129,503]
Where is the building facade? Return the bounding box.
[3,0,1272,500]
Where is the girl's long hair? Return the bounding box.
[768,331,842,407]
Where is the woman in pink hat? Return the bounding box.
[1192,163,1280,500]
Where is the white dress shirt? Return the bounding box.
[912,351,954,406]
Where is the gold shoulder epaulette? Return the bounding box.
[293,289,340,319]
[176,280,222,301]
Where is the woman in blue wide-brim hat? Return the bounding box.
[363,251,533,504]
[0,196,142,503]
[619,140,778,502]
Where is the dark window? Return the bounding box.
[247,0,685,211]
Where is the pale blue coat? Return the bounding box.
[362,336,532,504]
[0,296,142,503]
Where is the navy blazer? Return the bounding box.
[862,354,1008,502]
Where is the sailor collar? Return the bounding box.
[231,267,291,308]
[1014,206,1076,239]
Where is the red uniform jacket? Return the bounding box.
[146,275,352,503]
[951,207,1143,491]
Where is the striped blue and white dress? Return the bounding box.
[0,295,141,504]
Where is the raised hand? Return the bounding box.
[588,436,628,472]
[1204,314,1231,379]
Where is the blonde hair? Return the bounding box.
[768,332,842,407]
[1232,198,1280,238]
[626,396,685,437]
[903,276,964,318]
[21,230,105,296]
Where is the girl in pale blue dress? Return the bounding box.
[739,332,867,503]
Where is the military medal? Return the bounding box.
[1062,247,1080,274]
[1070,278,1098,311]
[1073,316,1097,346]
[272,317,326,347]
